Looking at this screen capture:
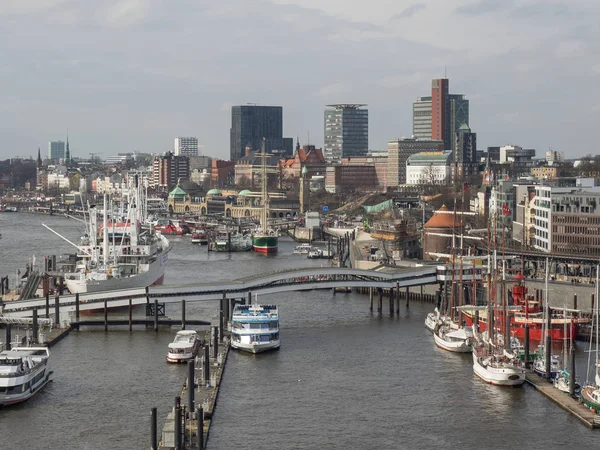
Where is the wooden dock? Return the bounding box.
[526,373,600,429]
[157,326,230,449]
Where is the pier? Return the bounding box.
[525,373,600,429]
[154,296,234,450]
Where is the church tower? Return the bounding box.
[65,134,71,163]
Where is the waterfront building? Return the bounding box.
[533,181,600,256]
[387,138,444,186]
[211,159,235,188]
[48,140,65,161]
[412,78,469,150]
[324,104,368,163]
[530,166,562,180]
[325,164,378,193]
[151,152,190,189]
[174,137,199,157]
[405,151,452,185]
[280,143,326,180]
[230,105,293,161]
[340,152,388,188]
[422,204,463,260]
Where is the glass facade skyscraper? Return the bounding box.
[230,105,292,161]
[48,140,65,161]
[324,104,368,163]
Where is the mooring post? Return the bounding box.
[181,299,186,330]
[104,298,108,331]
[197,407,204,449]
[223,292,229,325]
[369,287,373,311]
[174,396,182,450]
[573,293,577,310]
[32,309,38,345]
[247,291,251,306]
[230,298,235,320]
[203,345,210,384]
[396,282,400,314]
[45,290,50,318]
[377,288,383,313]
[213,327,218,359]
[389,288,394,315]
[6,324,12,350]
[405,287,410,308]
[187,360,195,411]
[524,325,530,369]
[128,298,133,331]
[145,286,150,307]
[150,407,158,450]
[154,299,159,331]
[54,293,60,328]
[74,293,79,323]
[219,311,224,342]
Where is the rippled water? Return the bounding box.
[0,213,598,449]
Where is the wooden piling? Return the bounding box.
[369,288,373,311]
[154,299,159,332]
[54,293,60,327]
[197,407,204,449]
[75,293,80,322]
[45,291,50,318]
[187,360,195,411]
[213,327,218,359]
[151,407,158,450]
[32,309,38,344]
[247,291,251,306]
[203,345,210,384]
[219,311,224,342]
[389,289,394,315]
[405,287,410,308]
[181,299,186,330]
[174,396,182,450]
[104,298,108,331]
[128,298,133,331]
[6,324,11,350]
[396,282,400,314]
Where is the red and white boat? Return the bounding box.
[463,273,590,341]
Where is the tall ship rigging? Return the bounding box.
[252,149,278,254]
[42,175,171,294]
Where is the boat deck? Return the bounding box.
[525,373,600,429]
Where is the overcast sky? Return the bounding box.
[1,0,599,160]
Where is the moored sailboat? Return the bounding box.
[252,149,278,254]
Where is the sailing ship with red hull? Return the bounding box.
[463,273,590,341]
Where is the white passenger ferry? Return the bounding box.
[231,304,280,354]
[0,347,52,406]
[166,330,202,363]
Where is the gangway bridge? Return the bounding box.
[1,266,444,319]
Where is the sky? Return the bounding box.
[1,0,599,160]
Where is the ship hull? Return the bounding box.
[64,250,169,294]
[253,236,278,254]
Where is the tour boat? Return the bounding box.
[231,304,280,354]
[166,330,202,363]
[307,248,323,259]
[472,345,526,386]
[533,352,561,379]
[433,323,473,353]
[43,176,171,294]
[0,347,52,406]
[293,243,312,254]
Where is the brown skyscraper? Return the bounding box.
[431,78,449,147]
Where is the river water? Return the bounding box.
[0,213,598,449]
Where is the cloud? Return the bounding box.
[392,3,427,20]
[455,0,511,16]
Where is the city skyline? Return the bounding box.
[1,0,599,160]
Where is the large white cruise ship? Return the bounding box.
[44,175,171,294]
[231,304,280,354]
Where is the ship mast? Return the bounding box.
[260,142,269,234]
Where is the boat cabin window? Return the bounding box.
[269,321,278,328]
[0,358,21,366]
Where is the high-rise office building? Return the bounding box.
[48,140,65,161]
[412,79,469,150]
[387,138,444,186]
[324,104,368,163]
[230,105,292,161]
[174,137,199,157]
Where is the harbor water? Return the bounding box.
[0,213,598,449]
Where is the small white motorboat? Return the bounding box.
[166,330,202,363]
